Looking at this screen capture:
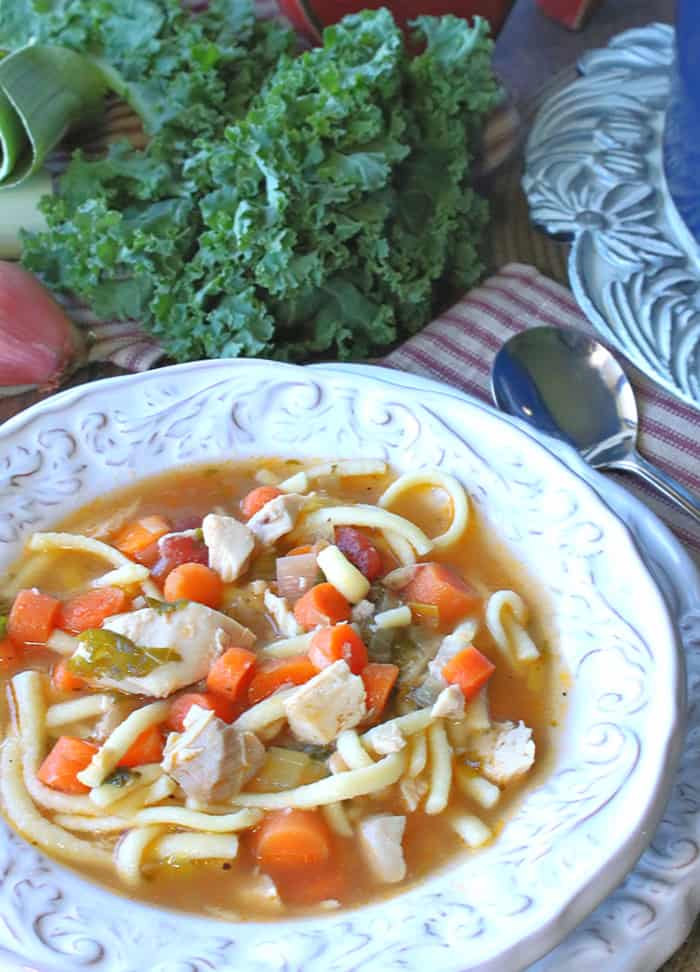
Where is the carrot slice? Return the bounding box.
[0,637,19,669]
[277,862,347,905]
[52,658,86,694]
[253,809,331,872]
[37,736,99,794]
[113,515,171,557]
[163,562,223,608]
[401,563,480,628]
[361,662,399,724]
[308,624,368,675]
[118,724,165,768]
[240,486,282,520]
[293,583,351,630]
[58,587,130,635]
[8,588,60,645]
[442,645,495,701]
[206,646,257,703]
[247,655,317,705]
[166,691,239,732]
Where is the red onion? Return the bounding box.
[276,552,319,600]
[0,261,83,391]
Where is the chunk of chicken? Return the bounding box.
[431,685,465,720]
[399,776,428,813]
[97,602,254,697]
[358,814,407,883]
[247,493,306,546]
[202,514,255,582]
[284,660,366,745]
[428,619,479,681]
[162,705,265,802]
[467,720,535,786]
[264,589,303,638]
[351,599,375,626]
[367,721,406,755]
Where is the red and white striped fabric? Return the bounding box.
[384,262,700,559]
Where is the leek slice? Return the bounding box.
[0,45,107,189]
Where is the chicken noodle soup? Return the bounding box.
[0,459,563,918]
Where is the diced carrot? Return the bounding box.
[117,724,165,768]
[58,587,130,635]
[277,862,347,905]
[163,562,223,608]
[361,662,399,724]
[247,654,318,705]
[207,646,257,703]
[37,736,98,794]
[253,809,331,872]
[286,544,313,556]
[0,637,18,669]
[8,588,60,646]
[166,691,239,732]
[442,645,495,701]
[52,658,86,693]
[335,526,383,581]
[401,563,480,628]
[240,486,282,520]
[113,515,171,558]
[308,624,368,675]
[293,583,351,630]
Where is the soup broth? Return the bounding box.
[0,459,566,919]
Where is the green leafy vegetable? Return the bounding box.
[0,614,7,638]
[69,628,181,679]
[144,596,188,614]
[7,1,499,362]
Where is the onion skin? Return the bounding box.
[0,261,83,391]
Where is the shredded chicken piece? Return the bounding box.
[162,705,265,802]
[467,720,535,786]
[357,814,407,883]
[202,514,255,582]
[247,494,306,546]
[431,685,465,720]
[285,660,366,745]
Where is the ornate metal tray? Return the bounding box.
[523,23,700,410]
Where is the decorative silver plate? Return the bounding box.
[523,23,700,410]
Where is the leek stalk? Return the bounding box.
[0,45,107,189]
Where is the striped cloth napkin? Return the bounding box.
[384,262,700,561]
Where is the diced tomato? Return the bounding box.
[334,526,383,581]
[152,533,209,579]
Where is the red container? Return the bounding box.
[278,1,514,43]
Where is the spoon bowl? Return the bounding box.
[492,326,700,527]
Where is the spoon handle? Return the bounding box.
[610,451,700,527]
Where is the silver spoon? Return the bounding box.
[491,325,700,527]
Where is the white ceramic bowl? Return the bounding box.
[0,359,686,972]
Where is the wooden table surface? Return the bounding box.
[1,2,695,970]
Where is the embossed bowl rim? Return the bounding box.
[0,359,686,972]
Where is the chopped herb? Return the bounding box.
[145,597,188,614]
[0,615,7,639]
[69,629,182,679]
[104,767,137,787]
[283,741,333,761]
